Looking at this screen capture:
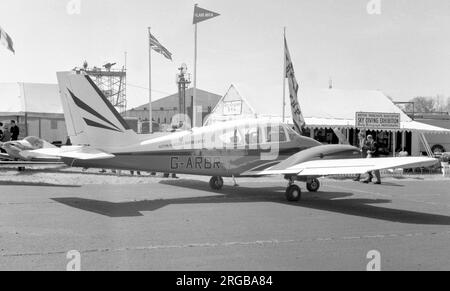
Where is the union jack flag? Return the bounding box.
[149,33,172,61]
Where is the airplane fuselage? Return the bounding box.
[61,120,360,177]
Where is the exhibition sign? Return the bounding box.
[356,112,401,129]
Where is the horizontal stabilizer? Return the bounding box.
[32,146,115,160]
[258,157,438,176]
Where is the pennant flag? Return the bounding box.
[149,33,172,61]
[285,37,305,134]
[0,26,15,54]
[193,5,220,25]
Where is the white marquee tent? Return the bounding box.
[0,83,62,115]
[294,88,450,135]
[0,82,66,142]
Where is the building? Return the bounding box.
[0,83,67,144]
[204,85,257,126]
[125,88,222,130]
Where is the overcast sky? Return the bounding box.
[1,0,449,114]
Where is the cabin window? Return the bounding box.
[285,126,299,141]
[218,127,243,147]
[258,125,288,143]
[243,126,259,145]
[278,126,287,142]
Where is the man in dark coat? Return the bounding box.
[363,135,381,184]
[10,120,20,141]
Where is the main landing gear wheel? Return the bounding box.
[285,185,302,202]
[209,176,224,190]
[307,178,320,192]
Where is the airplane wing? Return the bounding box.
[31,146,115,160]
[0,153,13,160]
[257,157,438,176]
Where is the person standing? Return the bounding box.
[353,132,367,182]
[1,123,12,143]
[0,123,4,153]
[363,135,381,184]
[0,122,4,141]
[10,120,20,141]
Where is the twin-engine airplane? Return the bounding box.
[34,71,436,201]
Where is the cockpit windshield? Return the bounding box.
[23,136,44,148]
[283,125,300,141]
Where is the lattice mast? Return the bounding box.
[84,62,127,114]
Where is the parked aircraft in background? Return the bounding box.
[33,71,437,201]
[0,137,62,168]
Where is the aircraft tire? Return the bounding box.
[285,185,301,202]
[307,178,320,192]
[209,176,224,190]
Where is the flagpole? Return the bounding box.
[192,23,198,129]
[282,27,287,123]
[148,27,153,134]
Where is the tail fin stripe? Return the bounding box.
[68,89,121,131]
[83,118,121,132]
[84,75,130,130]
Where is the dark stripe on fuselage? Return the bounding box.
[85,75,131,130]
[112,147,305,157]
[68,89,121,131]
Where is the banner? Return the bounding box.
[193,5,220,25]
[285,37,305,133]
[223,101,243,116]
[356,112,401,129]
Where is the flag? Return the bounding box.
[285,37,305,134]
[193,4,220,25]
[0,26,15,54]
[149,33,172,61]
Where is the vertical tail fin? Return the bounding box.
[284,37,306,134]
[57,71,139,149]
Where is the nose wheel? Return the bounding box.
[209,176,224,190]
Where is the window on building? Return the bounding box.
[50,120,58,130]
